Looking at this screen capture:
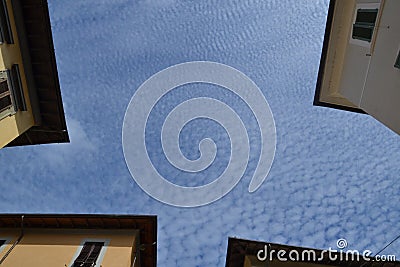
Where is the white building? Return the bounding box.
[314,0,400,135]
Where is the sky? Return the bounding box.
[1,0,400,266]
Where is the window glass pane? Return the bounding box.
[352,26,374,42]
[0,94,12,113]
[356,9,378,24]
[352,8,378,42]
[0,78,8,95]
[0,73,12,116]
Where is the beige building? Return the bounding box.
[314,0,400,135]
[0,0,69,148]
[226,237,399,267]
[0,214,157,266]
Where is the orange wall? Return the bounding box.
[0,228,139,267]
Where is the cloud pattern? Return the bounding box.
[0,0,399,266]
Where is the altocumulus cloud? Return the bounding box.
[0,0,399,266]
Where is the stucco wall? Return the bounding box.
[0,228,139,267]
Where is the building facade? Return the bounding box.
[0,214,157,267]
[0,0,69,148]
[314,0,400,135]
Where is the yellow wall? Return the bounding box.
[0,228,139,267]
[0,0,36,148]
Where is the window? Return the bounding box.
[0,71,13,118]
[0,240,5,247]
[395,50,400,69]
[0,0,13,44]
[352,8,378,42]
[0,65,26,120]
[72,242,104,267]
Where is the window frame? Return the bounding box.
[0,65,27,121]
[68,239,109,267]
[0,70,16,120]
[349,3,381,48]
[352,8,378,42]
[0,237,11,254]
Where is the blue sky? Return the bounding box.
[1,0,400,266]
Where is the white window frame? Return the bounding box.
[349,2,381,48]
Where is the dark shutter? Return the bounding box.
[352,9,378,42]
[8,64,26,111]
[0,0,13,44]
[73,242,104,267]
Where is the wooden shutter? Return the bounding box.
[73,242,104,267]
[9,64,26,111]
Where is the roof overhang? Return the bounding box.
[5,0,69,146]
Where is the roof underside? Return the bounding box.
[6,0,69,147]
[0,214,157,267]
